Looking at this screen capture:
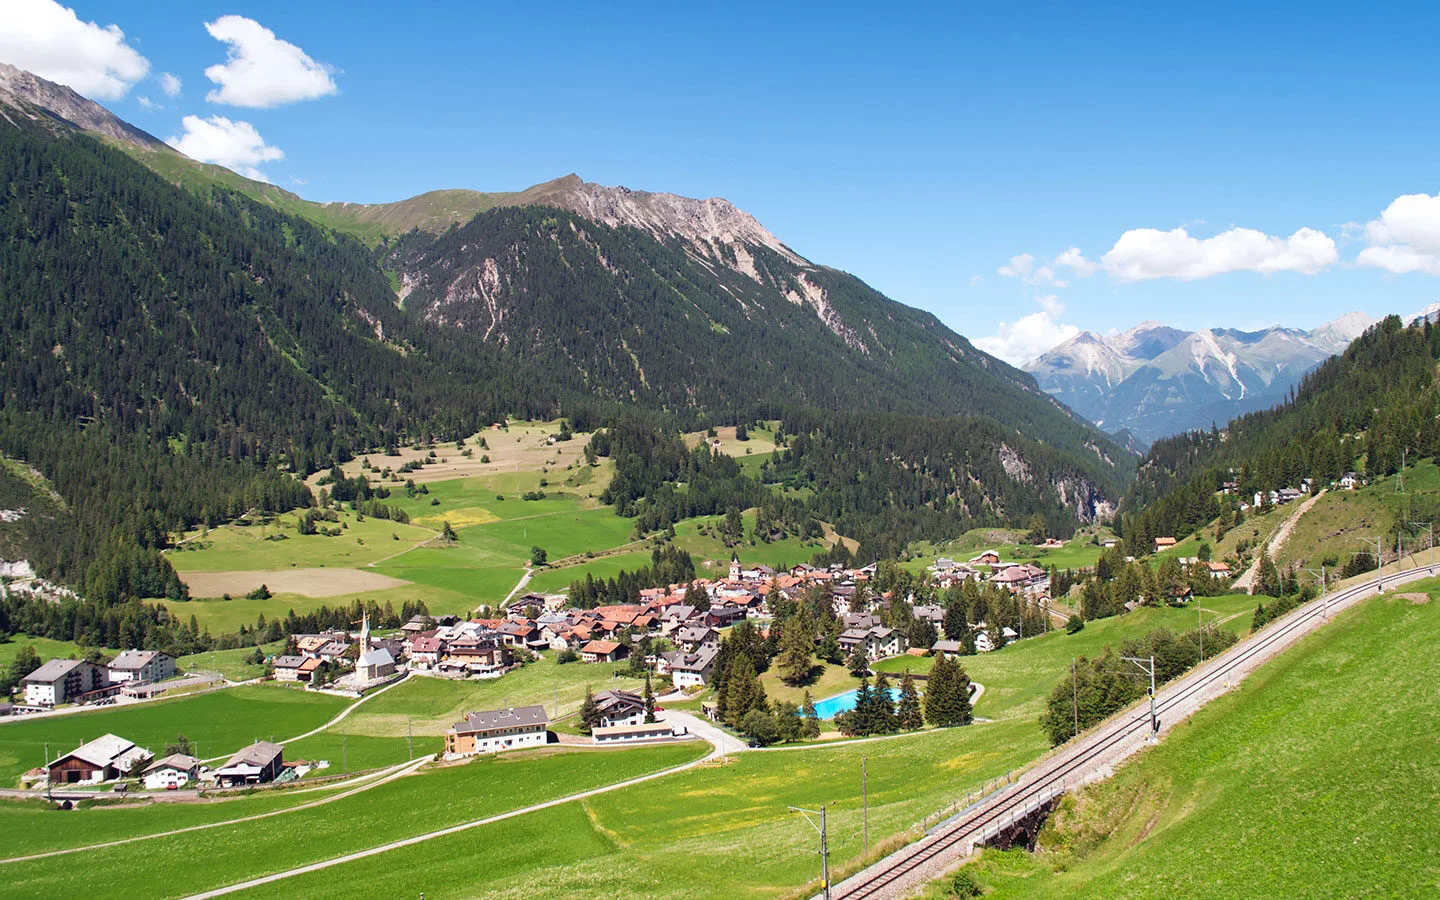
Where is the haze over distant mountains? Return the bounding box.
[1025,312,1376,446]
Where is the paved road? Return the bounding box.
[827,560,1437,899]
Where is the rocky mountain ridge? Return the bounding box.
[1027,312,1375,445]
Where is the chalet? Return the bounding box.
[442,639,512,675]
[401,615,431,633]
[107,650,176,685]
[445,705,549,757]
[659,605,698,632]
[931,639,966,658]
[356,647,396,681]
[142,753,200,790]
[675,625,720,651]
[408,636,443,667]
[839,625,904,661]
[1154,537,1178,552]
[990,563,1048,594]
[969,550,1001,566]
[272,655,312,682]
[592,689,646,728]
[214,741,284,786]
[580,640,627,664]
[932,557,958,572]
[1339,472,1361,491]
[663,645,718,689]
[1101,539,1120,549]
[912,605,946,626]
[1206,561,1233,579]
[23,659,108,707]
[1277,487,1304,504]
[705,606,747,628]
[592,722,675,744]
[47,733,150,785]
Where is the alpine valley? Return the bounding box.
[1024,312,1375,447]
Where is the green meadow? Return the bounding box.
[0,685,347,784]
[165,510,436,573]
[948,584,1440,899]
[0,636,117,672]
[2,743,707,898]
[178,641,285,681]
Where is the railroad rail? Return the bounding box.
[827,563,1438,899]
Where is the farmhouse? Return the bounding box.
[214,741,285,786]
[969,550,1001,565]
[142,753,200,790]
[106,650,176,685]
[48,733,151,784]
[592,722,675,744]
[445,705,549,757]
[675,625,720,650]
[273,655,321,683]
[580,640,627,663]
[23,659,108,707]
[1154,537,1178,551]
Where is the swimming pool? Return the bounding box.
[811,686,905,720]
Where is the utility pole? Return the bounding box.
[862,756,869,858]
[1123,655,1158,739]
[788,805,831,900]
[1366,537,1385,591]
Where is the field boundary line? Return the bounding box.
[0,757,428,865]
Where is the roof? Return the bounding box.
[63,733,135,767]
[450,704,549,734]
[144,753,200,774]
[582,640,621,655]
[220,741,283,770]
[411,637,442,653]
[273,655,307,668]
[109,650,164,670]
[669,645,718,671]
[357,648,395,667]
[24,658,85,684]
[932,640,964,653]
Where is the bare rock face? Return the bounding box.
[0,62,168,151]
[506,174,807,267]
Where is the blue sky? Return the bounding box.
[8,1,1440,365]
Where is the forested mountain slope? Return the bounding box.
[0,63,1133,622]
[1120,316,1440,551]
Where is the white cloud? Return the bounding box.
[1099,226,1337,281]
[975,295,1079,366]
[202,15,337,108]
[136,96,157,110]
[159,72,182,97]
[0,0,149,99]
[166,115,283,182]
[1357,193,1440,274]
[1055,246,1099,276]
[968,274,983,287]
[975,312,1079,367]
[997,252,1067,287]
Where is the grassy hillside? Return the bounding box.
[120,143,510,244]
[947,583,1440,898]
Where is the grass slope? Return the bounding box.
[0,685,347,784]
[952,583,1440,898]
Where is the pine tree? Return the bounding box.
[800,691,821,739]
[924,654,974,727]
[850,677,875,736]
[776,617,815,686]
[897,672,924,730]
[723,655,767,727]
[942,600,969,641]
[872,672,898,734]
[846,646,870,676]
[580,686,601,734]
[643,673,656,724]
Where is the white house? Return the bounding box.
[444,705,549,758]
[665,645,718,689]
[592,722,675,744]
[142,753,200,790]
[107,650,177,685]
[23,659,108,707]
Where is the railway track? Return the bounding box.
[829,563,1437,899]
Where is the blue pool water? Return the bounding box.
[812,687,905,720]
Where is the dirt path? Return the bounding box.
[1234,489,1326,591]
[502,568,534,606]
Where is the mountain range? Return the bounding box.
[1025,312,1375,446]
[0,63,1133,602]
